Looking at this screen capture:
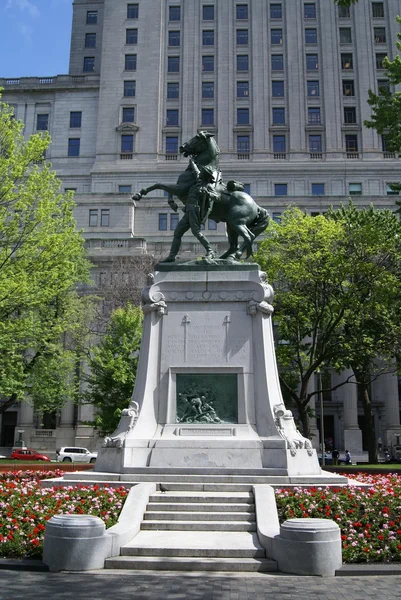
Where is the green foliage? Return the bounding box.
[0,92,92,413]
[333,0,358,6]
[81,304,143,434]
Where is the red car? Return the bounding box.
[11,449,50,461]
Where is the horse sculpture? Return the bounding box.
[132,131,269,261]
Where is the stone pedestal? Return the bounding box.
[96,264,320,476]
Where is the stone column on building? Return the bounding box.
[372,368,401,450]
[16,400,35,447]
[307,374,320,449]
[333,370,363,454]
[57,398,76,448]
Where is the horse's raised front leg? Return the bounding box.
[133,183,182,201]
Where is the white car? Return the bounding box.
[56,447,97,463]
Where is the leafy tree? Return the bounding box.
[255,204,401,462]
[0,93,91,416]
[81,304,143,435]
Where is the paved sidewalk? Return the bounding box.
[1,570,401,600]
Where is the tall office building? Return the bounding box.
[1,0,401,456]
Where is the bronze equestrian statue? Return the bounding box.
[132,131,269,261]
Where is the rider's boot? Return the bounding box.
[198,234,215,259]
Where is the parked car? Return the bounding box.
[11,449,50,461]
[56,447,97,463]
[317,453,346,466]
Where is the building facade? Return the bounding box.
[1,0,401,457]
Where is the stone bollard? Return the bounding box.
[43,514,110,572]
[273,518,342,576]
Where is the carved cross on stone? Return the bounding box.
[223,315,231,363]
[182,314,191,363]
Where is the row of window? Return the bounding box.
[89,209,110,227]
[267,182,399,199]
[36,111,82,131]
[158,213,217,231]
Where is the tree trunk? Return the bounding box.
[297,401,311,439]
[357,378,378,464]
[0,394,18,415]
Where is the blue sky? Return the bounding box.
[0,0,73,78]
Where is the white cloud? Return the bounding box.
[5,0,40,18]
[18,22,33,42]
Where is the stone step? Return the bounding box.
[122,545,265,558]
[147,502,255,512]
[105,555,277,572]
[149,492,253,503]
[144,511,256,522]
[117,474,288,484]
[141,520,257,532]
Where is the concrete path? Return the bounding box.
[1,569,401,600]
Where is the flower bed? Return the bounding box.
[0,470,128,559]
[275,473,401,563]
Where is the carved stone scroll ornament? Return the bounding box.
[247,300,274,317]
[273,403,314,457]
[102,402,140,448]
[141,273,167,316]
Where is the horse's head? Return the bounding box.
[179,131,213,157]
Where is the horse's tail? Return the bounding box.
[249,206,269,238]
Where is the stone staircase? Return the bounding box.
[105,487,277,572]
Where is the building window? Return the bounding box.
[167,82,179,99]
[125,54,137,70]
[119,185,132,193]
[168,56,180,72]
[159,213,168,230]
[89,209,98,227]
[127,4,139,19]
[312,183,325,195]
[170,213,179,230]
[378,79,390,94]
[271,54,284,71]
[349,183,362,195]
[202,81,214,98]
[36,114,49,131]
[338,5,350,18]
[70,111,82,128]
[167,109,179,126]
[237,107,249,125]
[83,57,95,72]
[376,53,387,69]
[236,4,248,19]
[270,4,282,19]
[271,29,283,45]
[86,11,97,24]
[306,54,318,70]
[203,5,215,20]
[237,81,249,97]
[85,33,96,48]
[343,80,355,96]
[237,54,249,71]
[68,138,80,157]
[169,6,181,21]
[309,134,322,152]
[345,134,358,152]
[121,134,134,152]
[304,3,316,19]
[202,55,214,71]
[339,27,352,44]
[237,135,250,152]
[122,107,135,122]
[305,28,317,44]
[308,107,321,124]
[123,80,136,96]
[236,29,248,45]
[203,30,215,45]
[372,2,384,18]
[202,108,214,126]
[243,183,251,194]
[273,135,286,153]
[386,183,399,195]
[208,219,217,230]
[169,31,180,46]
[341,53,353,69]
[274,183,287,196]
[374,27,386,43]
[272,107,285,125]
[126,28,138,44]
[272,80,284,97]
[272,212,282,223]
[166,136,179,154]
[101,209,110,227]
[344,106,357,124]
[307,80,320,96]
